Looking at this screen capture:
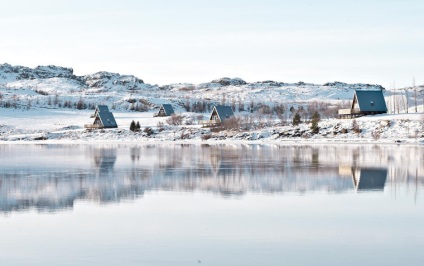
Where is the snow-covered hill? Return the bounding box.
[0,63,389,113]
[1,63,423,144]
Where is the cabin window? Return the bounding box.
[370,101,374,106]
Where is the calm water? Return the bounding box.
[0,144,423,266]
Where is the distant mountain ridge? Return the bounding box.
[0,62,390,113]
[0,63,147,91]
[0,63,385,91]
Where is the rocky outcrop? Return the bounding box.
[210,77,247,86]
[0,63,75,80]
[82,71,145,90]
[0,63,148,91]
[254,80,285,87]
[323,81,385,90]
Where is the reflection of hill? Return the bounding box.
[0,144,423,213]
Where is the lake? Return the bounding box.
[0,144,423,266]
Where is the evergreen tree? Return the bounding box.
[136,121,141,131]
[292,112,301,126]
[311,111,320,122]
[310,111,320,134]
[130,120,136,132]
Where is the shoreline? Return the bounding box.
[1,109,423,146]
[0,138,422,146]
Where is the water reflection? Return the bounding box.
[339,167,388,191]
[92,148,117,173]
[0,144,423,213]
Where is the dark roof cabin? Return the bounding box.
[339,89,387,118]
[209,105,235,124]
[85,105,118,129]
[154,104,175,117]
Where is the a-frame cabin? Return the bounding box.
[85,105,118,129]
[154,104,175,117]
[339,90,387,119]
[209,105,235,124]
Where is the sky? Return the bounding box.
[0,0,423,88]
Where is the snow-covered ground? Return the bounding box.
[1,63,424,144]
[1,107,423,144]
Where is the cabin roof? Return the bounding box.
[161,104,175,115]
[96,105,117,128]
[211,105,235,122]
[96,105,110,113]
[355,90,387,112]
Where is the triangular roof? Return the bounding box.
[96,105,110,113]
[95,105,117,128]
[353,90,387,112]
[160,104,175,116]
[210,105,234,122]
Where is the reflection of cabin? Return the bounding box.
[84,105,118,129]
[339,90,387,119]
[93,148,117,173]
[209,105,235,124]
[340,167,387,191]
[154,104,175,117]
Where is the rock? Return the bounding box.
[82,71,145,90]
[380,120,390,127]
[210,77,247,86]
[0,63,75,80]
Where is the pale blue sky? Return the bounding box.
[0,0,423,87]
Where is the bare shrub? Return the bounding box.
[143,127,154,136]
[136,102,149,112]
[35,89,49,96]
[351,119,361,134]
[180,128,191,139]
[222,117,240,131]
[196,114,204,124]
[184,116,194,125]
[239,114,254,131]
[323,105,341,118]
[258,104,273,115]
[166,114,184,125]
[178,86,195,91]
[371,130,381,140]
[201,133,212,140]
[210,126,225,133]
[157,121,165,131]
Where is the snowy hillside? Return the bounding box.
[1,63,424,144]
[0,63,388,113]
